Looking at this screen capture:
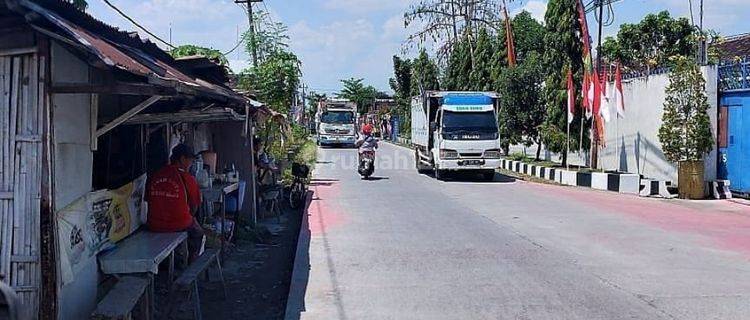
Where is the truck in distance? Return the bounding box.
[316,98,358,147]
[411,91,502,181]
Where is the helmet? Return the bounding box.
[362,124,373,135]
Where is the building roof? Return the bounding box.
[714,33,750,61]
[5,0,250,105]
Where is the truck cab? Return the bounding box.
[412,92,502,180]
[316,100,358,147]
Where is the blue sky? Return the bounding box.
[86,0,750,94]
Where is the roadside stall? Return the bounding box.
[0,1,268,318]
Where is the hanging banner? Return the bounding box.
[57,174,147,284]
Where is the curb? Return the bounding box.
[284,188,313,319]
[499,158,640,195]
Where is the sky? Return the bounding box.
[85,0,750,94]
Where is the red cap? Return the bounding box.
[362,124,373,135]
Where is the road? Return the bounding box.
[286,142,750,320]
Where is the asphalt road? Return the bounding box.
[286,142,750,320]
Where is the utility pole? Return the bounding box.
[235,0,263,67]
[590,0,605,170]
[699,0,705,65]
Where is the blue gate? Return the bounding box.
[718,58,750,193]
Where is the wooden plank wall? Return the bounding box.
[1,52,43,318]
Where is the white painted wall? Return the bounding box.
[510,66,719,184]
[50,42,97,320]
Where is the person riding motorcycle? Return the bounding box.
[355,124,378,178]
[355,124,378,152]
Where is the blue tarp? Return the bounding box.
[443,94,493,105]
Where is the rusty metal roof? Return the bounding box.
[8,0,248,104]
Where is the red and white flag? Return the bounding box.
[583,74,593,119]
[567,68,575,124]
[615,62,625,118]
[599,67,611,123]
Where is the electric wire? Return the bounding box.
[99,0,176,49]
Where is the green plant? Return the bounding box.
[540,0,588,166]
[508,152,527,161]
[170,45,228,66]
[657,56,714,162]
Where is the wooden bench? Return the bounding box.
[98,230,188,318]
[167,249,226,320]
[91,276,150,320]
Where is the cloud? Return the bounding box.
[323,0,410,14]
[512,0,547,22]
[88,0,248,62]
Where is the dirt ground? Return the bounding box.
[158,203,304,320]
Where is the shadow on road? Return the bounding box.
[284,190,314,320]
[430,172,516,183]
[362,176,389,181]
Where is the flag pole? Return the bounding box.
[567,115,571,171]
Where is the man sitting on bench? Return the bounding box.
[147,144,204,262]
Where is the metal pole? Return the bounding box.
[248,119,258,227]
[590,0,604,169]
[699,0,705,65]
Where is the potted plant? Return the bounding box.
[657,56,714,199]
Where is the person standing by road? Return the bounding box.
[146,144,204,262]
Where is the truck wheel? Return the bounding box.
[415,150,430,174]
[435,167,446,181]
[482,170,496,181]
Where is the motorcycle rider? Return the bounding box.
[355,124,378,153]
[355,124,378,178]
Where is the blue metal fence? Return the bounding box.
[719,57,750,92]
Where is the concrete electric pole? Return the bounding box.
[235,0,263,67]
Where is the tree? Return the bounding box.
[657,56,714,163]
[444,33,472,90]
[411,48,440,95]
[511,11,546,63]
[237,8,301,114]
[170,45,228,66]
[244,9,290,64]
[496,52,546,159]
[539,0,587,166]
[239,50,302,113]
[389,56,413,107]
[601,11,697,72]
[469,28,494,91]
[338,78,383,114]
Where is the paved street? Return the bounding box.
[286,142,750,320]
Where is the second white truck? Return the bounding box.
[411,91,502,180]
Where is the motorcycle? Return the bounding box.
[358,150,376,179]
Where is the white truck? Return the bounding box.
[411,91,502,180]
[316,99,358,147]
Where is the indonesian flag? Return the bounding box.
[591,70,601,119]
[599,67,611,123]
[567,68,575,124]
[615,62,625,118]
[583,73,593,119]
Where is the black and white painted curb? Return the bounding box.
[712,180,732,199]
[639,179,677,198]
[499,159,640,195]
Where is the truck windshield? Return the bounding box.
[442,110,497,132]
[321,111,354,124]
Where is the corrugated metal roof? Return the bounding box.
[10,0,248,104]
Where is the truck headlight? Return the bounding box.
[440,149,459,159]
[483,149,502,159]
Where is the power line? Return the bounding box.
[99,0,175,49]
